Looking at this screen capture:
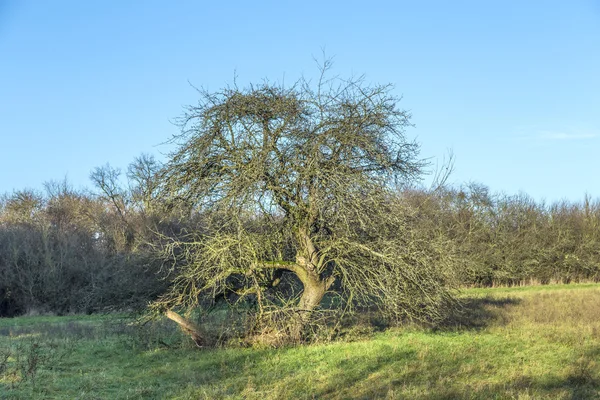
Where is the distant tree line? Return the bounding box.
[0,155,177,317]
[2,164,599,320]
[405,183,600,286]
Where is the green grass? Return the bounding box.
[2,284,600,399]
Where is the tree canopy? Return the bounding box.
[154,65,458,342]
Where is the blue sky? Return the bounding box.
[1,0,598,202]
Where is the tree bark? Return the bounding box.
[290,255,335,340]
[297,274,329,312]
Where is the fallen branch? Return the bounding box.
[165,310,204,348]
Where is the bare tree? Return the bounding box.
[90,164,135,251]
[154,64,458,343]
[127,153,162,215]
[90,164,129,223]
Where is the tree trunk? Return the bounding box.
[298,275,328,312]
[290,268,335,341]
[165,310,204,348]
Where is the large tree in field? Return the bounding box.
[156,64,457,343]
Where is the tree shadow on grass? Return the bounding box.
[308,346,600,400]
[436,295,521,331]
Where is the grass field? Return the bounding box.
[2,284,600,399]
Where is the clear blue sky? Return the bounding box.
[1,0,598,203]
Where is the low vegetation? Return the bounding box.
[2,284,600,399]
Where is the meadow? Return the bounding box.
[2,284,600,399]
